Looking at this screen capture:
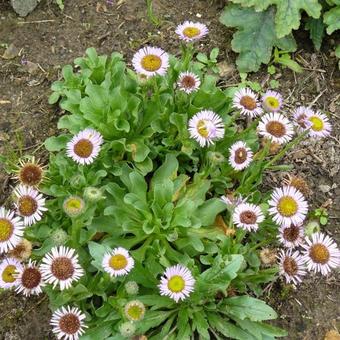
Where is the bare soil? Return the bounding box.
[0,0,339,339]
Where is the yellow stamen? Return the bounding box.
[277,196,298,217]
[141,55,162,72]
[167,275,185,293]
[183,27,201,38]
[109,254,128,270]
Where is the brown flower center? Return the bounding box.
[309,243,330,264]
[234,147,247,164]
[0,218,14,241]
[283,257,298,276]
[283,225,300,242]
[19,164,43,186]
[266,121,286,138]
[141,55,162,72]
[73,139,93,158]
[180,75,196,89]
[51,257,75,280]
[21,267,41,289]
[296,113,307,129]
[18,195,38,216]
[59,313,80,335]
[240,96,257,110]
[239,210,257,224]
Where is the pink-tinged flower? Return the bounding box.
[175,21,208,42]
[233,88,263,118]
[278,249,306,286]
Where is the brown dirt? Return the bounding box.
[0,0,339,339]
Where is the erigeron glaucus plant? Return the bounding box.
[0,23,338,340]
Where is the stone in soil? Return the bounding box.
[10,0,40,17]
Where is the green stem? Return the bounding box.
[146,0,160,27]
[71,218,83,248]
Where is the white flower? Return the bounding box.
[278,249,306,286]
[158,264,195,303]
[262,90,283,112]
[220,194,245,208]
[258,112,294,144]
[228,141,253,171]
[0,257,23,289]
[15,260,45,296]
[175,21,208,42]
[132,46,169,77]
[307,111,332,138]
[14,185,47,226]
[188,110,224,147]
[66,128,103,165]
[268,186,308,227]
[0,207,25,253]
[278,223,305,248]
[301,232,340,275]
[232,202,264,232]
[292,106,313,131]
[102,247,134,277]
[50,305,87,340]
[177,71,201,94]
[233,88,263,118]
[40,246,84,290]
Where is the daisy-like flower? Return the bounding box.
[40,246,84,290]
[292,106,313,131]
[0,207,25,253]
[258,112,294,144]
[220,193,245,208]
[175,21,208,42]
[188,110,224,147]
[15,260,45,296]
[307,111,332,138]
[268,186,308,227]
[8,238,32,261]
[66,128,103,165]
[262,90,283,112]
[14,156,45,187]
[14,185,47,226]
[301,232,340,275]
[50,306,87,340]
[0,257,23,289]
[278,224,305,248]
[233,88,263,118]
[278,249,306,286]
[177,71,201,94]
[102,247,134,277]
[228,141,253,171]
[63,196,85,218]
[124,300,145,321]
[132,46,169,78]
[232,202,265,232]
[159,264,195,303]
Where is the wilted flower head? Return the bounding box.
[8,238,32,261]
[14,157,45,187]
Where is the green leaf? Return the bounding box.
[192,312,210,340]
[88,241,111,271]
[138,310,174,333]
[80,323,112,340]
[305,17,325,51]
[220,5,296,72]
[196,198,226,226]
[228,0,322,38]
[225,296,277,321]
[324,6,340,34]
[151,154,178,186]
[44,135,69,152]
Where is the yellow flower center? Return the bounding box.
[183,27,201,38]
[0,218,14,241]
[309,116,324,132]
[2,265,17,283]
[309,243,330,264]
[126,304,144,321]
[197,120,209,138]
[265,97,280,109]
[277,196,298,217]
[109,254,128,270]
[18,196,38,216]
[167,275,185,293]
[66,198,82,210]
[141,55,162,72]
